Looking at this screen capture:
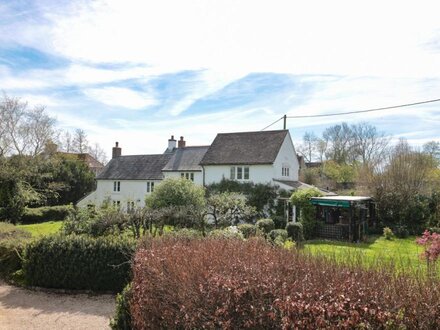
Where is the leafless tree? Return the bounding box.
[88,142,108,165]
[26,106,57,156]
[1,93,28,155]
[323,122,354,164]
[60,130,73,152]
[351,122,390,169]
[297,132,318,163]
[423,140,440,162]
[72,128,89,153]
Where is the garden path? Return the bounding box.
[0,281,115,330]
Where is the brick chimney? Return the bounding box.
[178,136,186,148]
[112,142,121,158]
[167,135,176,152]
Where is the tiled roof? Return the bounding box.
[162,146,210,171]
[200,130,288,165]
[96,154,172,180]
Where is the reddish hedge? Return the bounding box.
[131,238,440,329]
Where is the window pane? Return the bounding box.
[147,182,150,192]
[190,173,194,181]
[181,173,184,178]
[151,182,154,192]
[244,167,249,180]
[230,167,235,180]
[114,181,116,191]
[117,181,120,191]
[237,167,243,179]
[186,173,189,179]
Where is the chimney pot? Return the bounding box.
[167,135,177,152]
[178,136,186,148]
[112,142,122,158]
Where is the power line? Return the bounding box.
[261,116,284,131]
[285,98,440,119]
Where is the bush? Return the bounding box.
[110,283,132,330]
[0,223,31,280]
[268,229,288,243]
[21,205,73,224]
[290,188,323,240]
[395,225,410,238]
[131,237,439,329]
[256,218,275,235]
[208,227,244,240]
[383,227,394,240]
[23,235,136,291]
[286,222,304,243]
[237,224,257,238]
[165,228,204,239]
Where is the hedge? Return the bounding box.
[131,237,440,329]
[23,234,136,291]
[21,205,73,224]
[110,283,133,330]
[0,223,31,280]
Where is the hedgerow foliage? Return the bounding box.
[0,222,31,279]
[290,187,323,239]
[23,235,136,291]
[130,238,439,329]
[21,205,73,224]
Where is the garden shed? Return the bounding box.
[310,196,375,242]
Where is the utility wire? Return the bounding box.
[285,98,440,119]
[261,116,284,131]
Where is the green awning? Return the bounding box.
[310,199,351,208]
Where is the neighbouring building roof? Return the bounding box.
[162,146,210,172]
[97,154,172,180]
[273,179,336,196]
[200,130,288,165]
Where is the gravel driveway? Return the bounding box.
[0,281,115,330]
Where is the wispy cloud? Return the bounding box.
[83,87,156,109]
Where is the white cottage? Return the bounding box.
[200,130,300,189]
[78,130,317,210]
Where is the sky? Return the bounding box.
[1,0,440,156]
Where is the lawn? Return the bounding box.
[304,236,438,275]
[17,221,63,237]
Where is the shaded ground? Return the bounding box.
[0,281,115,330]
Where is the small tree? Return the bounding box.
[207,192,256,227]
[290,188,323,240]
[146,178,206,210]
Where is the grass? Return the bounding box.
[17,221,63,237]
[304,235,438,275]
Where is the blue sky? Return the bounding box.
[1,0,439,156]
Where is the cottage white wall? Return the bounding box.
[77,179,160,209]
[273,134,300,181]
[163,171,203,185]
[203,164,274,185]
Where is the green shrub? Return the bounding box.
[286,222,304,243]
[21,205,73,224]
[165,228,203,239]
[256,218,275,235]
[394,225,409,238]
[383,227,394,240]
[110,283,132,330]
[208,227,244,240]
[0,223,31,280]
[237,224,257,238]
[428,227,440,234]
[268,229,288,243]
[23,234,136,291]
[290,188,323,240]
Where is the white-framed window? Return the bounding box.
[282,164,290,177]
[229,166,250,180]
[113,181,120,192]
[113,200,121,210]
[147,181,155,193]
[127,201,135,212]
[180,172,195,182]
